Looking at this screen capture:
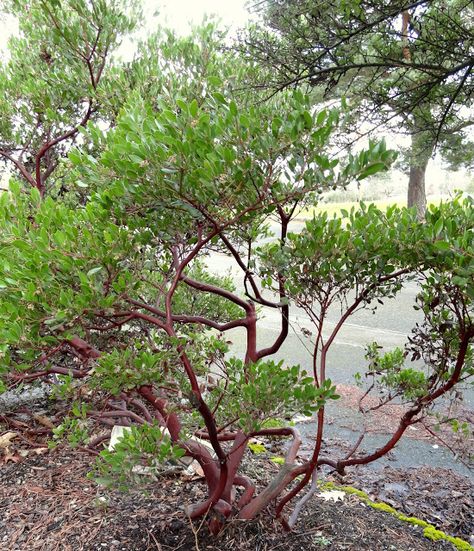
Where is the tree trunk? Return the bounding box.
[407,161,428,218]
[407,125,433,219]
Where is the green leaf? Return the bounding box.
[433,241,450,250]
[87,266,103,277]
[248,442,266,454]
[213,92,227,104]
[303,110,313,129]
[30,187,41,203]
[69,150,82,164]
[316,110,327,125]
[357,162,387,180]
[189,99,198,118]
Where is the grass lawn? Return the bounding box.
[295,194,451,220]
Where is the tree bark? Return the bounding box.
[407,122,433,219]
[407,161,428,218]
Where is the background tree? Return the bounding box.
[0,0,139,197]
[240,0,474,216]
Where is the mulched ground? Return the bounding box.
[334,384,474,462]
[0,444,470,551]
[342,466,473,540]
[0,384,473,551]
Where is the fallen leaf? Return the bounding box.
[181,460,205,479]
[0,432,18,448]
[33,447,49,455]
[2,452,21,464]
[318,490,346,502]
[248,441,266,454]
[33,414,55,429]
[19,447,48,457]
[191,462,204,477]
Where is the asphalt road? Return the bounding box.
[207,248,472,407]
[206,250,473,479]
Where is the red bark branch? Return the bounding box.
[124,298,248,331]
[137,385,181,441]
[238,427,303,519]
[179,273,251,313]
[275,408,325,519]
[221,431,249,503]
[34,103,93,195]
[332,330,473,472]
[0,149,37,188]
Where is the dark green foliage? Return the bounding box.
[92,423,186,490]
[241,0,474,215]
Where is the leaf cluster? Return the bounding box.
[213,358,339,432]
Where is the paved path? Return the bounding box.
[207,251,473,479]
[208,252,472,405]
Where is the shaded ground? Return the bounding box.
[0,444,471,551]
[341,466,473,540]
[1,382,473,550]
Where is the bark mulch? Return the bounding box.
[0,445,470,551]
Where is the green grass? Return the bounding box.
[296,198,401,220]
[295,194,450,220]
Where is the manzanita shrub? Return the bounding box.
[0,78,473,533]
[0,0,139,197]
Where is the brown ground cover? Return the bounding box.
[0,384,472,550]
[0,443,470,551]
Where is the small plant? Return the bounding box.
[313,534,332,547]
[91,423,186,490]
